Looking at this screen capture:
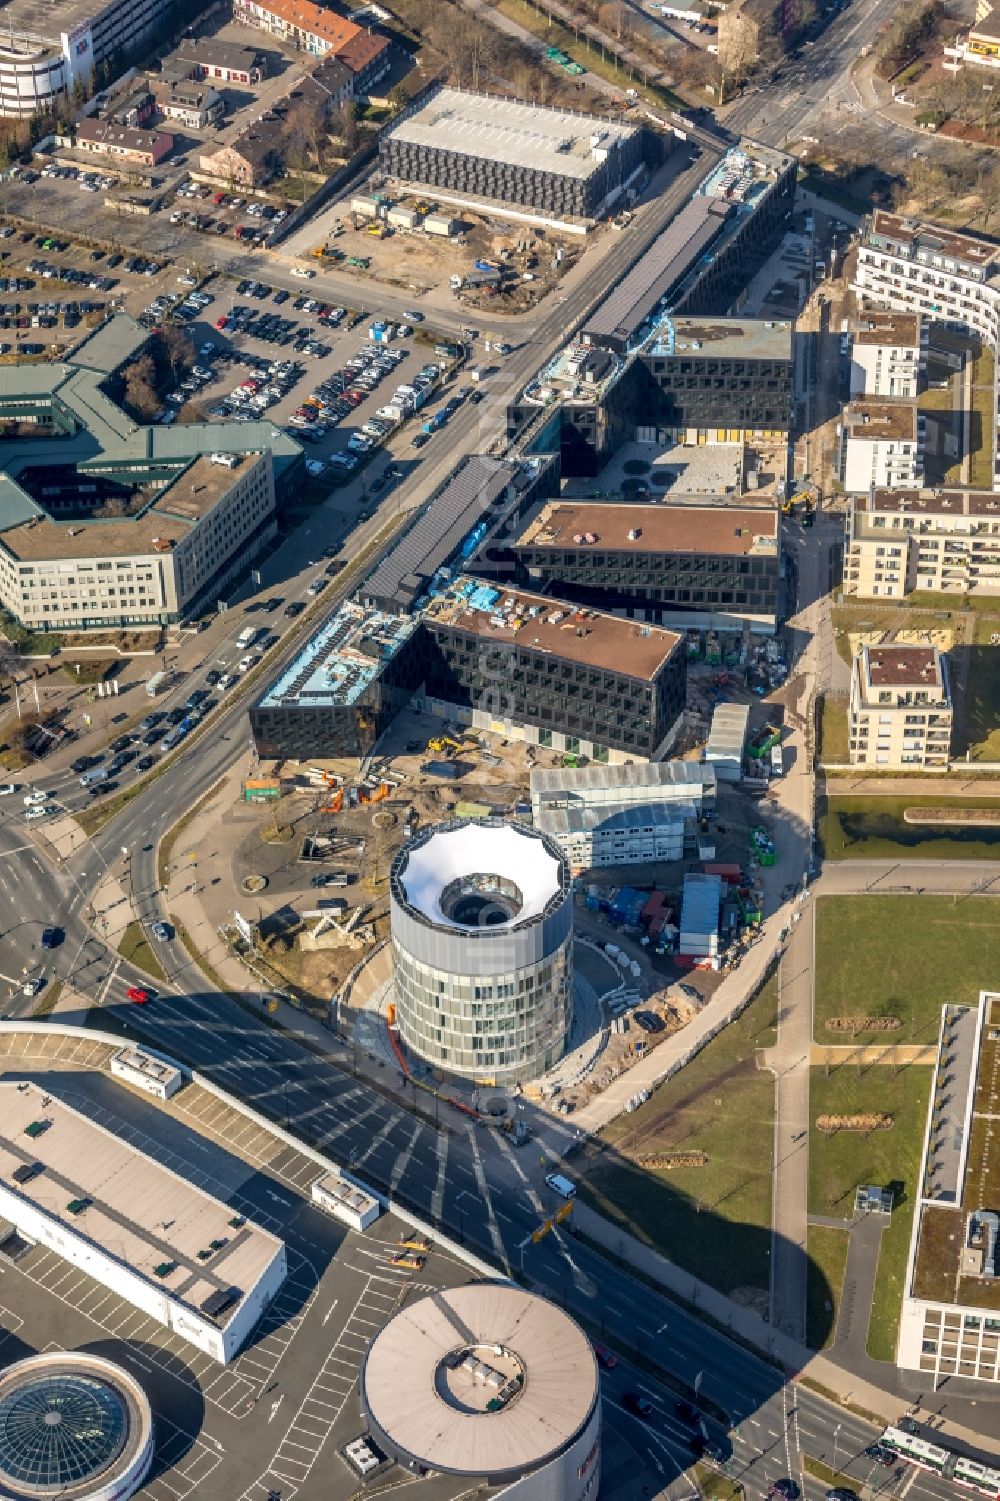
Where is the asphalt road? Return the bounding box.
[7,19,1000,1487]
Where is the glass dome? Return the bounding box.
[0,1372,129,1492]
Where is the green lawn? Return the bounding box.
[818,795,1000,861]
[806,1224,850,1350]
[578,976,778,1296]
[969,351,995,490]
[963,643,1000,760]
[819,695,849,763]
[814,896,1000,1039]
[117,920,167,983]
[809,1064,932,1362]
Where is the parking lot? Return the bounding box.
[138,270,473,476]
[0,1036,480,1501]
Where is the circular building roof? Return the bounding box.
[392,820,568,934]
[360,1284,598,1478]
[0,1354,153,1501]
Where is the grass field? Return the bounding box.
[963,642,1000,760]
[578,976,778,1296]
[806,1225,850,1350]
[814,896,1000,1039]
[809,1063,931,1362]
[819,695,849,763]
[818,795,1000,861]
[117,921,166,984]
[969,349,995,490]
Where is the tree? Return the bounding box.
[388,83,408,114]
[157,323,195,381]
[335,100,359,154]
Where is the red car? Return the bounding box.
[126,986,152,1005]
[593,1343,618,1371]
[215,315,229,330]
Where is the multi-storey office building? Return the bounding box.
[513,500,782,631]
[848,643,952,769]
[0,315,302,630]
[380,88,644,224]
[509,143,796,469]
[897,990,1000,1387]
[839,399,925,493]
[250,600,421,760]
[845,488,1000,599]
[581,142,796,353]
[0,452,275,631]
[389,820,573,1086]
[638,315,794,437]
[849,312,927,399]
[415,578,687,762]
[251,579,687,764]
[0,0,174,119]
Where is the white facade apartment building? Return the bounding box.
[853,210,1000,349]
[845,487,1000,600]
[839,399,924,494]
[848,642,952,770]
[849,312,927,399]
[0,452,276,631]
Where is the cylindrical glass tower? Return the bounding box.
[389,818,573,1086]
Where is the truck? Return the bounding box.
[146,669,168,699]
[236,626,259,650]
[770,743,784,778]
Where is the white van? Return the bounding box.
[545,1173,576,1200]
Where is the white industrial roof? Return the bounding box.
[362,1284,598,1475]
[397,822,564,931]
[388,87,637,180]
[0,1081,283,1326]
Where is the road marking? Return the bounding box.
[322,1298,338,1326]
[269,1395,284,1423]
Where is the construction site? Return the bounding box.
[201,656,794,1110]
[292,186,592,313]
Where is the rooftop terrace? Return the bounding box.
[648,314,793,362]
[516,500,778,556]
[258,598,418,709]
[423,577,682,680]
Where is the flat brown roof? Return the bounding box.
[0,453,260,561]
[516,501,778,556]
[843,400,919,442]
[852,312,922,347]
[864,644,943,688]
[426,578,682,681]
[870,210,998,268]
[865,488,1000,517]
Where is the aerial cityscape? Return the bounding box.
[0,0,998,1498]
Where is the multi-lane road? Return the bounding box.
[6,6,1000,1491]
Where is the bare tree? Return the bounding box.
[157,323,195,382]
